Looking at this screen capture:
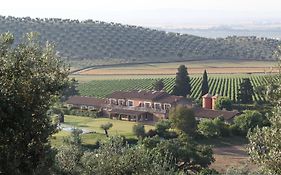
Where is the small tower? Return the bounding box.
[202,93,213,109]
[212,94,219,110]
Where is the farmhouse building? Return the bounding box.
[65,90,239,122]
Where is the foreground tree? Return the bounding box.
[153,79,165,91]
[237,78,254,104]
[172,65,191,97]
[56,136,177,175]
[142,134,214,172]
[169,106,197,136]
[201,70,209,96]
[100,122,113,137]
[247,46,281,174]
[248,106,281,174]
[0,32,69,174]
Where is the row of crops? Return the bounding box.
[78,75,273,102]
[0,15,279,67]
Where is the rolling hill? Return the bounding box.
[0,16,280,67]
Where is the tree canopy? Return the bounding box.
[0,32,69,174]
[237,78,254,104]
[169,106,197,136]
[215,97,233,111]
[172,65,191,97]
[153,79,165,91]
[201,70,209,96]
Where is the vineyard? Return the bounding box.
[78,75,272,102]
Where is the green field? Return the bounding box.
[51,115,155,147]
[78,74,274,102]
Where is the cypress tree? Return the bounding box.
[237,78,254,104]
[172,65,191,97]
[201,70,209,96]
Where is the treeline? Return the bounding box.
[0,16,280,67]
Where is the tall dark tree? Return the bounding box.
[153,79,165,91]
[237,78,254,104]
[201,70,209,96]
[172,65,191,97]
[0,32,69,174]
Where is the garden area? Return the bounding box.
[51,115,155,147]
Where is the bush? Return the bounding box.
[198,119,220,137]
[132,124,146,138]
[232,110,264,136]
[215,97,233,111]
[198,117,230,138]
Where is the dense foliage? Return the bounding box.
[78,75,273,102]
[248,48,281,174]
[215,97,233,110]
[153,79,165,91]
[172,65,191,97]
[0,32,69,174]
[237,78,254,104]
[201,70,209,96]
[0,16,280,67]
[248,106,281,175]
[233,110,264,136]
[169,106,197,136]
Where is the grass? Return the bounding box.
[50,115,155,147]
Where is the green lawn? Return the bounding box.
[50,115,155,147]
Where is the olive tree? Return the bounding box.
[0,32,69,174]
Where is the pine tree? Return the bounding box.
[237,78,254,104]
[201,70,209,96]
[172,65,191,97]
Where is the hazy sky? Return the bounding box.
[1,0,281,28]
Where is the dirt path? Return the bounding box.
[211,144,256,173]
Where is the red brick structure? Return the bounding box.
[202,93,213,109]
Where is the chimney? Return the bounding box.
[202,93,212,109]
[211,94,219,110]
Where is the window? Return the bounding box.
[110,99,117,105]
[154,103,161,109]
[164,103,171,110]
[118,99,125,106]
[128,100,134,106]
[144,102,151,108]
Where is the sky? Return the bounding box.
[1,0,281,28]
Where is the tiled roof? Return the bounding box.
[156,95,190,104]
[193,107,239,121]
[108,108,148,116]
[107,90,169,101]
[66,96,106,107]
[202,93,213,98]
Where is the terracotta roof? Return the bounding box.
[202,93,213,98]
[193,107,239,121]
[157,95,191,104]
[108,108,148,116]
[66,96,106,107]
[107,90,169,101]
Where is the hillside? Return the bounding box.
[0,16,280,67]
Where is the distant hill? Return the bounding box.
[0,16,280,67]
